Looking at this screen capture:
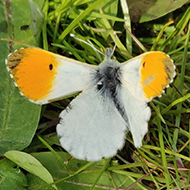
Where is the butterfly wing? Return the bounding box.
[119,87,151,147]
[6,48,96,104]
[57,86,127,161]
[119,51,175,147]
[120,51,175,102]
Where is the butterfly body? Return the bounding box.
[6,48,175,161]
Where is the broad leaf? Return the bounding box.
[0,0,43,154]
[127,0,189,22]
[5,150,57,190]
[0,159,27,190]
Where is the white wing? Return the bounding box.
[57,87,127,161]
[119,51,175,147]
[6,48,97,104]
[120,51,175,102]
[119,85,151,148]
[47,56,96,103]
[120,55,146,101]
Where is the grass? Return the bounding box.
[38,1,190,189]
[1,0,190,189]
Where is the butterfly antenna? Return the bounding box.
[70,34,105,56]
[109,31,117,58]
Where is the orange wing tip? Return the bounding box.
[158,55,176,90]
[6,49,21,71]
[5,50,44,105]
[6,48,59,105]
[140,51,176,101]
[5,49,22,87]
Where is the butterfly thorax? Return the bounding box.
[95,58,121,98]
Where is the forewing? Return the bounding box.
[57,87,127,161]
[6,48,96,104]
[120,51,175,101]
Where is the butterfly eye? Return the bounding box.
[49,63,53,70]
[97,81,103,90]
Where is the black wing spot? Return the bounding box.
[49,63,53,70]
[142,62,146,67]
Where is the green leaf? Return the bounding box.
[0,158,27,190]
[127,0,189,23]
[27,173,55,190]
[0,0,42,154]
[29,0,45,43]
[4,150,57,190]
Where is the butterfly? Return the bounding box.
[6,47,175,161]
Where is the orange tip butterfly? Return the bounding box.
[6,45,175,161]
